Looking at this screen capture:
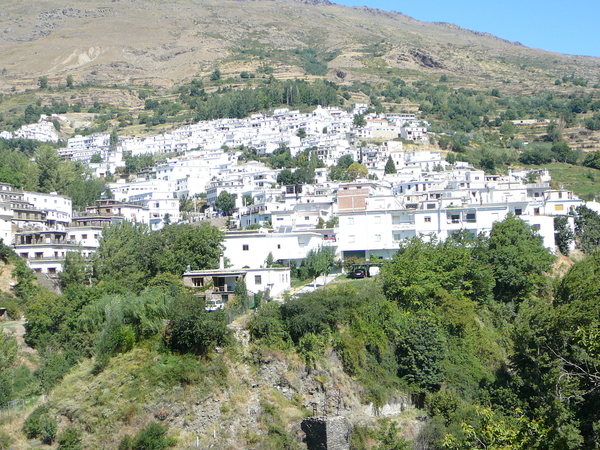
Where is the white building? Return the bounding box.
[223,229,334,269]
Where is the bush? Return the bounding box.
[164,297,231,355]
[0,431,13,450]
[22,405,57,444]
[134,422,173,450]
[248,302,289,348]
[57,427,82,450]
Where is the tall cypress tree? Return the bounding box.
[384,155,397,174]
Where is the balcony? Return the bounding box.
[392,222,415,230]
[213,285,234,293]
[15,239,76,246]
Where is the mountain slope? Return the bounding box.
[1,0,599,91]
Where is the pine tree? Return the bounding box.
[384,155,397,174]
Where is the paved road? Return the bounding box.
[293,273,340,295]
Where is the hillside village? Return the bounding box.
[0,104,588,297]
[3,1,600,449]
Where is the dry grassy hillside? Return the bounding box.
[1,0,599,92]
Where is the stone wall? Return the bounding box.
[301,416,352,450]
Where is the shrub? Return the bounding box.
[0,431,13,450]
[164,297,231,355]
[22,405,57,444]
[57,427,82,450]
[133,422,173,450]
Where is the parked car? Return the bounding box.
[351,269,366,279]
[205,299,225,311]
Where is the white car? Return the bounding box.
[205,299,225,312]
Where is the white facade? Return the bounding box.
[223,230,333,269]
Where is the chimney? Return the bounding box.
[219,254,224,270]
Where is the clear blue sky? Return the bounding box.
[334,0,600,58]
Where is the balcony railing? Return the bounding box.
[213,285,234,293]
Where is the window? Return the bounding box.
[243,244,249,251]
[450,214,460,224]
[82,234,88,239]
[534,208,540,216]
[466,213,476,223]
[347,217,354,225]
[555,204,564,211]
[70,235,75,240]
[515,208,522,216]
[427,203,436,209]
[348,235,355,243]
[393,232,402,241]
[255,275,262,285]
[192,278,203,287]
[424,216,431,223]
[304,216,309,221]
[374,234,381,242]
[277,244,281,249]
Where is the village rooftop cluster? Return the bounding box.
[0,105,591,300]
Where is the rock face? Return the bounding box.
[301,416,353,450]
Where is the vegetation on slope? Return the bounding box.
[2,210,600,448]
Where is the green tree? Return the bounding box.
[147,223,224,278]
[583,150,600,169]
[210,69,221,81]
[215,190,235,215]
[296,127,307,139]
[59,251,91,290]
[554,215,574,255]
[546,120,564,142]
[66,75,74,88]
[242,193,254,206]
[277,168,295,185]
[90,154,102,163]
[234,277,249,308]
[338,154,354,169]
[395,317,446,393]
[164,296,230,355]
[347,162,368,180]
[67,174,113,211]
[442,407,548,450]
[551,141,576,164]
[34,145,61,193]
[0,334,18,406]
[384,155,397,174]
[38,76,48,89]
[486,214,554,303]
[109,129,119,148]
[499,120,516,138]
[381,236,493,310]
[574,205,600,253]
[354,114,367,127]
[93,222,152,292]
[265,251,274,268]
[305,246,336,288]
